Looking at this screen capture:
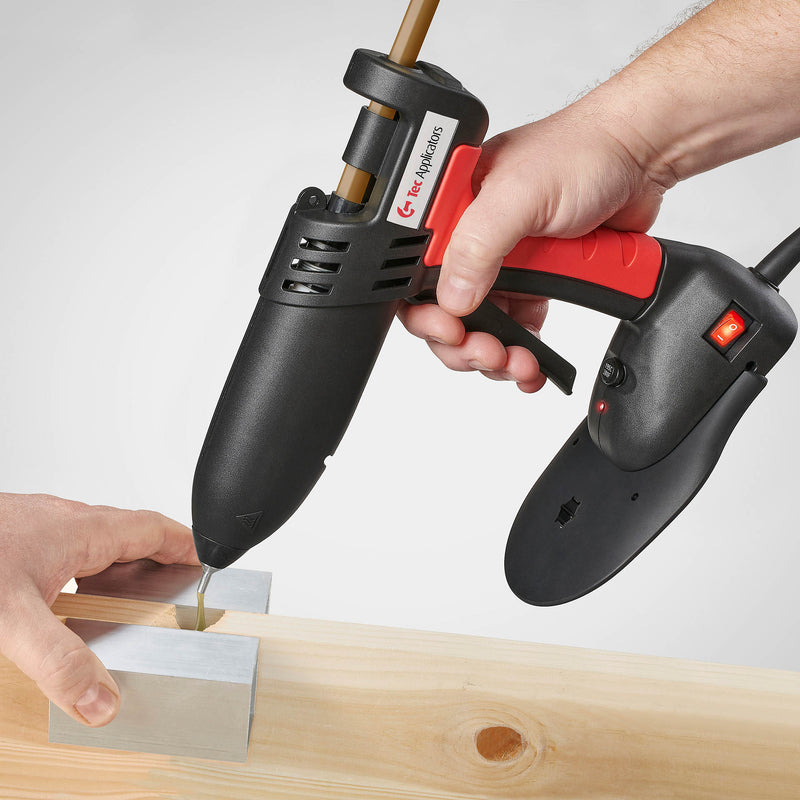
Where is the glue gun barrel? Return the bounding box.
[191,296,397,570]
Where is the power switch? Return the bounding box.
[709,310,746,349]
[600,356,626,387]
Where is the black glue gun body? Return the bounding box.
[192,52,490,568]
[191,47,800,611]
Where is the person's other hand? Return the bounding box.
[0,493,198,727]
[398,97,671,392]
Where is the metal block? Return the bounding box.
[49,620,259,761]
[76,558,271,629]
[49,560,270,761]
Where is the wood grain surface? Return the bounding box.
[0,592,797,799]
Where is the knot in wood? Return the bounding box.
[475,725,526,762]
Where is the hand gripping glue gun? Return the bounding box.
[191,4,799,606]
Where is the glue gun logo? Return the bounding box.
[388,112,458,229]
[394,128,444,219]
[397,199,415,218]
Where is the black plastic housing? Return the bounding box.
[504,238,797,605]
[192,298,397,567]
[192,50,489,567]
[259,51,489,308]
[588,239,797,471]
[506,369,767,605]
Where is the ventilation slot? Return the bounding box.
[282,280,332,295]
[290,236,346,286]
[299,237,349,252]
[381,256,419,270]
[291,258,340,275]
[389,234,429,249]
[373,277,412,291]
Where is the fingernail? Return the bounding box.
[75,683,118,726]
[426,335,447,345]
[440,275,476,314]
[468,360,492,371]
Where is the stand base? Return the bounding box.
[505,370,766,605]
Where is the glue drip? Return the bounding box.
[195,591,206,631]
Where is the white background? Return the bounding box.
[1,1,798,671]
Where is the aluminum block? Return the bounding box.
[49,560,270,761]
[49,619,260,761]
[76,558,271,628]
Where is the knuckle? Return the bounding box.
[60,497,95,535]
[39,641,92,696]
[54,494,85,512]
[447,231,498,276]
[133,509,169,542]
[426,343,463,372]
[131,508,160,527]
[145,509,166,525]
[34,493,79,518]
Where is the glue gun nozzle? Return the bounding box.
[195,563,219,632]
[197,563,218,596]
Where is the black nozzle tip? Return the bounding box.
[192,528,248,570]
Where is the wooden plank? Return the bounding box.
[0,592,797,799]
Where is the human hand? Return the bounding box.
[398,94,672,392]
[0,493,198,727]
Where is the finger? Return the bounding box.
[438,180,533,316]
[478,368,513,382]
[72,507,199,579]
[427,331,507,372]
[605,191,663,233]
[504,345,542,384]
[396,302,465,345]
[470,344,542,386]
[470,131,508,189]
[116,512,199,566]
[0,588,119,727]
[505,296,549,333]
[517,372,548,394]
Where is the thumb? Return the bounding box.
[1,589,120,727]
[437,178,533,316]
[605,189,663,233]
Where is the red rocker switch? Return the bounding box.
[710,309,747,349]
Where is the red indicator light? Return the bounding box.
[710,310,746,348]
[596,400,607,414]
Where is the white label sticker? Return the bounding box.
[386,111,459,229]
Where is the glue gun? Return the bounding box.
[191,12,799,605]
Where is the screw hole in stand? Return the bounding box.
[631,492,639,501]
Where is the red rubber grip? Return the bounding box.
[424,145,663,300]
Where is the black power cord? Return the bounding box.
[752,226,800,288]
